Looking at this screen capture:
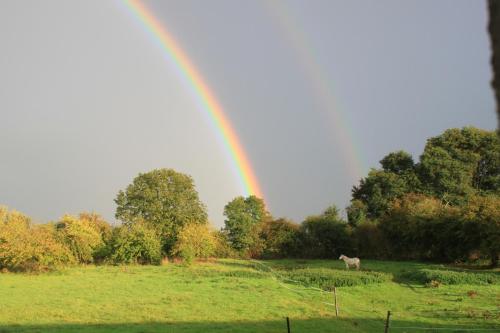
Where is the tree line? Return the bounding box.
[0,127,498,272]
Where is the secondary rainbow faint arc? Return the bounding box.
[123,0,263,199]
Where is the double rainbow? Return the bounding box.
[123,0,263,199]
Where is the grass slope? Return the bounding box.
[0,259,498,333]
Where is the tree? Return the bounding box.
[346,199,368,227]
[260,218,300,258]
[352,169,412,219]
[55,214,104,264]
[223,195,269,255]
[0,207,74,272]
[418,127,499,202]
[298,205,353,258]
[379,193,464,261]
[461,195,500,267]
[380,150,415,175]
[78,212,112,241]
[107,222,162,265]
[115,169,208,253]
[173,223,216,264]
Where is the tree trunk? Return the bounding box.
[488,0,500,130]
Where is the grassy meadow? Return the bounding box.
[0,259,498,333]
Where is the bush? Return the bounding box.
[298,217,353,259]
[173,223,216,264]
[260,218,300,259]
[461,195,500,267]
[0,207,74,272]
[400,269,499,285]
[212,230,238,258]
[352,220,389,259]
[55,215,104,264]
[107,222,162,265]
[78,212,112,240]
[379,194,467,261]
[280,268,390,289]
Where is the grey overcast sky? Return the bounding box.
[0,0,496,227]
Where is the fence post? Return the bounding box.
[286,316,291,333]
[384,311,391,333]
[333,287,339,317]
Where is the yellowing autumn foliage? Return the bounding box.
[173,223,216,263]
[0,206,74,272]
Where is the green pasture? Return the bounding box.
[0,259,498,332]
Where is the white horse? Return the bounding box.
[339,254,360,270]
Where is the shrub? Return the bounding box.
[260,218,300,259]
[400,269,499,285]
[299,217,353,259]
[107,222,162,265]
[78,212,112,240]
[280,268,390,289]
[212,230,238,258]
[173,223,216,264]
[55,215,104,264]
[379,194,466,261]
[461,195,500,267]
[352,220,389,259]
[0,207,74,272]
[77,212,112,263]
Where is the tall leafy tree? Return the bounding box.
[352,168,413,219]
[380,150,415,175]
[115,168,208,253]
[223,195,269,254]
[351,150,420,219]
[418,127,499,202]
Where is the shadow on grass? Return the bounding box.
[0,317,498,333]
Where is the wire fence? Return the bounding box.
[248,259,500,333]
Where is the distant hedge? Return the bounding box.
[400,269,499,285]
[280,268,391,289]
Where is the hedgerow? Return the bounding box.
[400,269,499,285]
[280,268,391,289]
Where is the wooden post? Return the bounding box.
[384,311,391,333]
[286,317,291,333]
[333,287,339,317]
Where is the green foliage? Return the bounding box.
[352,220,389,259]
[380,150,416,175]
[107,223,162,265]
[346,200,368,226]
[212,230,238,258]
[418,127,499,202]
[460,195,500,266]
[352,169,414,219]
[173,223,216,264]
[0,207,74,272]
[260,218,300,259]
[351,128,499,219]
[55,215,104,264]
[223,195,269,255]
[114,168,208,253]
[281,268,390,289]
[379,193,466,261]
[400,269,499,285]
[298,205,353,258]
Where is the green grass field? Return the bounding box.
[0,259,498,333]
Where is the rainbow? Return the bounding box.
[122,0,263,199]
[264,2,366,181]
